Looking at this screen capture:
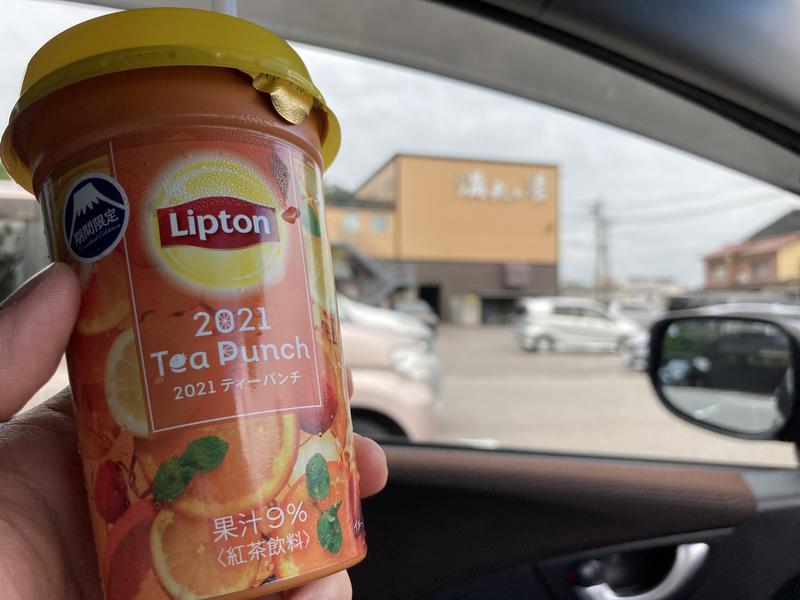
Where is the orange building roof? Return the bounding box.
[705,231,800,260]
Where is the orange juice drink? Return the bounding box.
[1,8,366,599]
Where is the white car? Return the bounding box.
[337,294,433,345]
[621,330,650,371]
[342,321,441,441]
[513,297,638,352]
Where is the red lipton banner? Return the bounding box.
[157,196,280,249]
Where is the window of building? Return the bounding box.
[712,263,727,280]
[342,212,361,234]
[371,213,389,234]
[753,259,768,279]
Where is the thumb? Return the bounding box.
[283,571,352,600]
[0,262,80,419]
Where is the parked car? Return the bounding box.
[342,321,441,441]
[608,298,662,329]
[513,297,638,352]
[677,329,789,393]
[621,329,651,371]
[650,307,799,438]
[392,299,440,330]
[653,303,799,393]
[338,293,433,345]
[666,291,800,312]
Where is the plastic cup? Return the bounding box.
[1,8,365,599]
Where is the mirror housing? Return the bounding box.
[648,313,800,441]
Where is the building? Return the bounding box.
[326,154,559,322]
[622,276,685,308]
[704,210,800,294]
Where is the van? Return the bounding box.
[513,297,638,352]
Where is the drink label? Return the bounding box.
[41,128,365,599]
[119,137,324,433]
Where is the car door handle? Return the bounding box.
[574,543,709,600]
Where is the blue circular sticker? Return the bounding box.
[63,173,129,262]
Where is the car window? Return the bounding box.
[308,43,800,468]
[5,1,799,467]
[580,309,610,320]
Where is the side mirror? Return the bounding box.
[648,316,800,440]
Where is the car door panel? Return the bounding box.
[579,315,607,345]
[349,443,775,599]
[540,307,568,344]
[580,309,619,346]
[552,307,587,346]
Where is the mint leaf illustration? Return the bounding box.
[152,436,229,504]
[180,436,229,472]
[305,453,330,501]
[301,201,321,236]
[153,457,188,503]
[317,502,343,553]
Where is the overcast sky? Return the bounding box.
[4,0,800,287]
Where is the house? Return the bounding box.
[704,210,800,293]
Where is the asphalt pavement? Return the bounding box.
[434,325,796,467]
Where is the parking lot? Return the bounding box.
[435,325,796,467]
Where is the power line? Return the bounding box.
[561,186,796,219]
[560,185,734,216]
[561,193,789,223]
[612,193,792,227]
[601,183,743,212]
[604,189,785,215]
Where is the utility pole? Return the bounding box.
[591,200,610,302]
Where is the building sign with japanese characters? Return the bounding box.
[456,169,550,203]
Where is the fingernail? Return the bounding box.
[0,262,61,309]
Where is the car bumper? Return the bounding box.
[350,369,441,442]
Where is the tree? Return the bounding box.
[324,185,360,206]
[0,162,9,180]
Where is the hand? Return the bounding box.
[0,263,388,600]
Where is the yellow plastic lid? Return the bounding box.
[0,7,340,192]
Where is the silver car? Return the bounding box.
[514,297,638,352]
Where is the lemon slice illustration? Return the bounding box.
[104,328,148,438]
[151,509,259,599]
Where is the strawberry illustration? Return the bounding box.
[300,383,339,435]
[94,460,130,524]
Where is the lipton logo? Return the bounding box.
[157,196,279,250]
